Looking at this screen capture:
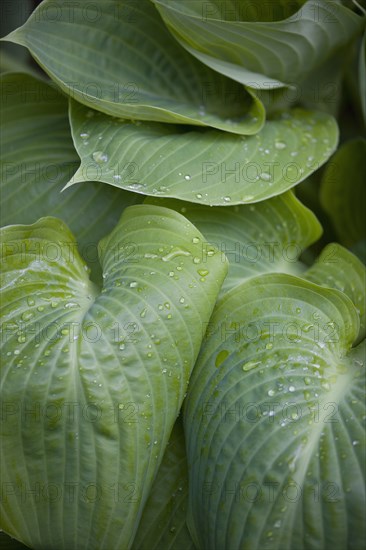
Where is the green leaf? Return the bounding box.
[145,191,322,293]
[132,418,194,550]
[68,99,338,205]
[152,0,364,89]
[184,273,365,550]
[2,0,264,135]
[320,138,366,247]
[0,72,140,284]
[0,208,227,549]
[305,243,366,344]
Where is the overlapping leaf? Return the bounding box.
[153,0,364,89]
[2,0,264,134]
[0,73,140,283]
[184,273,365,550]
[68,99,338,205]
[0,208,227,549]
[145,192,322,292]
[305,243,366,343]
[132,419,194,550]
[320,138,366,248]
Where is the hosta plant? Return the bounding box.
[0,1,365,549]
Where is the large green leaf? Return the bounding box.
[320,138,366,248]
[184,273,365,549]
[0,72,140,284]
[0,208,227,549]
[145,192,322,292]
[2,0,264,134]
[68,99,338,205]
[305,243,366,344]
[152,0,364,89]
[132,418,194,550]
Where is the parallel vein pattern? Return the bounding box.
[153,0,364,88]
[4,0,264,133]
[0,208,227,549]
[184,274,365,550]
[0,72,141,284]
[68,99,338,205]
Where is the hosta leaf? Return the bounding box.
[152,0,364,89]
[305,243,366,344]
[0,72,140,284]
[2,0,264,134]
[68,99,338,205]
[320,138,366,247]
[0,208,227,549]
[132,418,194,550]
[145,191,322,292]
[184,273,365,550]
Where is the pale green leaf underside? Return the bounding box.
[145,192,322,292]
[0,208,227,549]
[153,0,364,88]
[184,273,364,550]
[320,138,366,247]
[132,418,194,550]
[68,100,338,205]
[0,72,141,284]
[305,243,366,344]
[3,0,264,134]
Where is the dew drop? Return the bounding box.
[184,175,191,181]
[275,141,286,150]
[92,151,108,164]
[242,360,260,371]
[21,312,33,321]
[215,349,229,368]
[129,282,138,288]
